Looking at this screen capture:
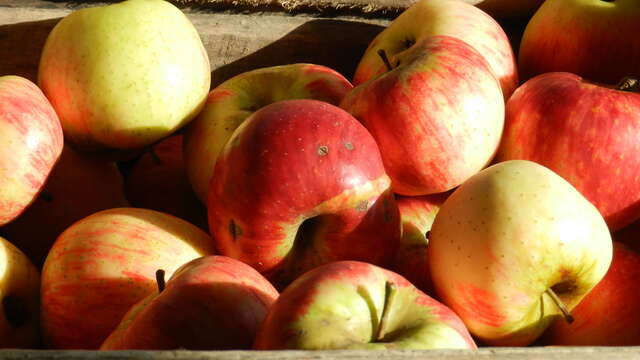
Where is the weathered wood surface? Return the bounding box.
[0,347,640,359]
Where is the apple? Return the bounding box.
[352,0,517,100]
[0,75,63,226]
[390,193,449,295]
[124,135,207,230]
[495,72,640,231]
[341,35,504,196]
[518,0,640,84]
[254,260,476,350]
[0,237,40,349]
[183,63,353,203]
[38,0,210,151]
[1,144,130,268]
[428,160,612,346]
[40,207,215,349]
[541,241,640,346]
[100,255,278,350]
[208,99,401,289]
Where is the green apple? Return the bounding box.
[352,0,518,100]
[428,160,612,346]
[38,0,211,151]
[0,237,40,348]
[254,260,476,350]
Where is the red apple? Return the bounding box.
[352,0,517,100]
[495,72,640,231]
[125,135,207,230]
[0,75,63,226]
[390,193,449,295]
[341,35,504,196]
[254,260,476,350]
[208,99,401,289]
[1,144,130,268]
[183,63,353,203]
[100,256,278,350]
[40,207,215,349]
[518,0,640,84]
[541,241,640,346]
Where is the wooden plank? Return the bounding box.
[0,347,640,359]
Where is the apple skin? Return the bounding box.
[40,207,215,349]
[0,75,63,226]
[0,237,40,349]
[495,72,640,231]
[38,0,210,151]
[518,0,640,84]
[254,260,476,350]
[341,35,504,196]
[428,160,612,346]
[208,99,401,289]
[183,63,353,203]
[100,256,278,350]
[352,0,517,100]
[541,241,640,346]
[1,144,130,268]
[125,135,207,230]
[390,193,449,295]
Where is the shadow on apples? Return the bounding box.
[210,19,386,88]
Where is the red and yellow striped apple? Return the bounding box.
[183,63,352,203]
[495,72,640,231]
[254,260,476,350]
[208,99,401,289]
[341,36,504,196]
[0,75,63,226]
[40,207,215,349]
[352,0,518,99]
[101,256,278,350]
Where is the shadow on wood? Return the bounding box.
[210,18,385,87]
[0,17,61,82]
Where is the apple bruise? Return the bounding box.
[208,100,401,289]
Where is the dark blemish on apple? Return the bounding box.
[317,145,329,156]
[356,200,369,212]
[3,294,28,328]
[229,219,243,240]
[344,142,354,151]
[425,231,430,239]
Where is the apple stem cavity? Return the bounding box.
[616,77,640,92]
[377,49,394,72]
[156,269,166,293]
[375,281,398,342]
[545,288,574,324]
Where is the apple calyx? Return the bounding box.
[3,294,28,328]
[545,287,574,324]
[156,269,166,293]
[616,77,639,92]
[377,49,395,72]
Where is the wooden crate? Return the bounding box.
[0,1,637,359]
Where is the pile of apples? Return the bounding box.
[1,0,639,351]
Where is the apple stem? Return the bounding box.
[545,288,574,324]
[375,281,397,341]
[377,49,394,72]
[149,148,162,165]
[616,77,640,92]
[156,269,166,293]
